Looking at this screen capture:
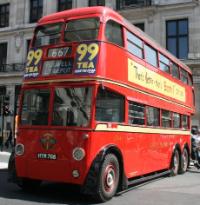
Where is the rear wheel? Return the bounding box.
[179,148,189,174]
[95,154,120,202]
[170,149,180,176]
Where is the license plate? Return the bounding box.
[37,153,57,160]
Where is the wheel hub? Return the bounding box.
[104,165,116,191]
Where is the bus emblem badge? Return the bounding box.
[40,133,56,150]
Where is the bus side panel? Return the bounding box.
[89,130,191,180]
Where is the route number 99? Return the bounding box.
[76,43,99,61]
[27,49,43,66]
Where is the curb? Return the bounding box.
[0,151,11,169]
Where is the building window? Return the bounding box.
[58,0,72,11]
[30,0,43,23]
[0,4,9,28]
[89,0,105,6]
[166,19,188,59]
[117,0,151,10]
[134,23,145,31]
[0,43,7,69]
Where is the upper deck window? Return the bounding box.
[64,18,99,42]
[144,44,157,67]
[159,53,170,74]
[180,68,188,84]
[127,30,143,59]
[34,23,63,47]
[171,62,180,79]
[105,20,123,47]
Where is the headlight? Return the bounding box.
[72,147,85,161]
[15,143,25,156]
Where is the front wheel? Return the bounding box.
[170,149,180,176]
[179,148,189,174]
[95,154,120,202]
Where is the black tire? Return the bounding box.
[17,178,41,192]
[95,154,120,202]
[170,149,180,176]
[179,148,189,174]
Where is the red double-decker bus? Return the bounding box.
[9,6,194,202]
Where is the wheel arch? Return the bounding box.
[173,143,181,156]
[81,144,128,195]
[101,144,128,192]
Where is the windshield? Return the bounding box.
[34,23,63,47]
[20,87,92,127]
[64,18,100,42]
[21,89,50,125]
[52,87,92,127]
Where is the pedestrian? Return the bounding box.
[0,135,3,151]
[5,127,13,149]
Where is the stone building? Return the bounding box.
[0,0,200,134]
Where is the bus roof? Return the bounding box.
[38,6,123,24]
[38,6,191,74]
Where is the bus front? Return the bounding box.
[13,10,102,188]
[10,7,128,202]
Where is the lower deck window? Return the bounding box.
[95,87,124,122]
[52,87,92,127]
[129,102,145,125]
[21,89,50,125]
[182,115,189,129]
[147,106,160,126]
[173,113,181,128]
[128,100,189,130]
[162,110,172,128]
